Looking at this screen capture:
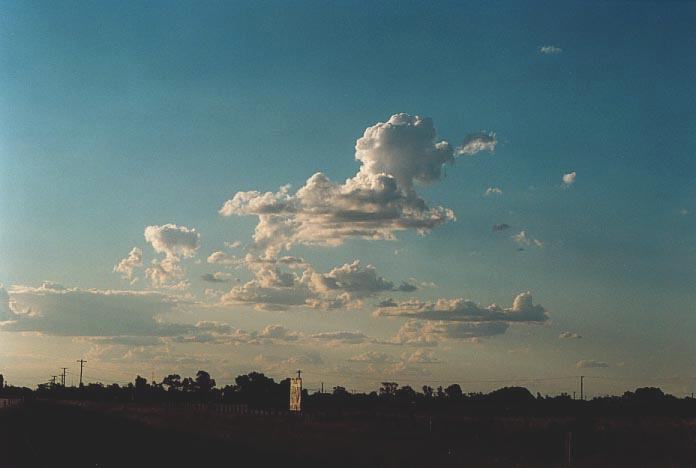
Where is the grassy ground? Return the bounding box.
[1,400,695,467]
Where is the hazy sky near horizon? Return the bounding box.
[1,0,695,395]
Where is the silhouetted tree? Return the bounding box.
[182,377,196,393]
[379,382,398,397]
[445,384,463,399]
[396,385,417,401]
[134,375,148,392]
[195,370,216,393]
[162,374,182,392]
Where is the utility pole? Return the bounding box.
[77,359,86,387]
[60,367,68,387]
[321,382,324,394]
[580,375,584,401]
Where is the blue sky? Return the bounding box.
[1,0,694,394]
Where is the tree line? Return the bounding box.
[2,370,695,417]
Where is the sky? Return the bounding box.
[1,0,695,396]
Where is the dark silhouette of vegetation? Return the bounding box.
[2,371,696,418]
[2,372,696,468]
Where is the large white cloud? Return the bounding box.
[374,292,548,323]
[146,255,187,289]
[144,224,200,258]
[143,224,201,288]
[309,260,396,297]
[219,113,492,257]
[0,283,185,337]
[220,258,412,311]
[388,319,509,346]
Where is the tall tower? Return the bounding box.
[289,370,302,412]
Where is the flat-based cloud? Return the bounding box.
[374,292,548,323]
[219,113,494,257]
[456,132,497,156]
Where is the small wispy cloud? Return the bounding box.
[485,187,502,196]
[576,359,608,369]
[512,230,544,248]
[456,132,497,156]
[539,45,563,55]
[559,331,582,339]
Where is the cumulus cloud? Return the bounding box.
[576,359,608,369]
[219,113,492,257]
[404,348,441,364]
[539,45,562,54]
[0,284,14,321]
[395,281,418,292]
[562,171,576,186]
[485,187,502,196]
[83,336,165,347]
[559,331,582,339]
[310,331,369,345]
[145,256,188,289]
[348,351,396,363]
[207,251,240,266]
[201,272,231,283]
[171,322,303,346]
[144,224,201,288]
[285,351,324,366]
[375,292,548,323]
[456,132,497,156]
[220,258,412,311]
[258,324,300,341]
[113,247,143,283]
[309,261,395,297]
[0,284,184,337]
[254,351,324,371]
[144,224,200,259]
[512,230,544,248]
[388,319,509,346]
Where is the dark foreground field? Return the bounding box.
[1,400,696,468]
